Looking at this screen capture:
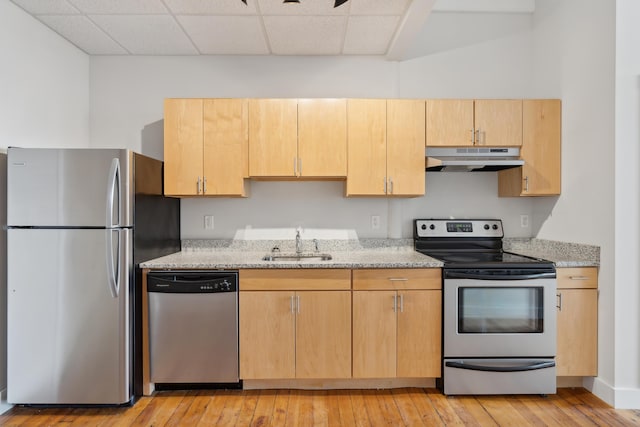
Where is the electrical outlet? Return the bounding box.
[371,215,380,230]
[204,215,215,230]
[520,214,529,228]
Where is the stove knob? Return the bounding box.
[492,224,499,230]
[421,224,427,230]
[484,224,490,230]
[429,224,435,230]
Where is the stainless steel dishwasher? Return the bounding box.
[147,271,239,386]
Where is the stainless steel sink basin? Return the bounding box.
[262,253,332,262]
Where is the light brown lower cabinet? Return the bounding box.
[352,269,442,378]
[556,267,598,376]
[239,269,352,380]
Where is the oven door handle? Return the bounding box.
[444,271,556,280]
[445,360,556,372]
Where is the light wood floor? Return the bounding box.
[1,388,639,426]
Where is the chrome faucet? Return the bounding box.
[295,229,302,254]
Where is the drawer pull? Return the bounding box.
[388,278,408,282]
[569,276,590,280]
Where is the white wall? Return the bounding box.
[615,0,640,409]
[90,29,536,240]
[530,0,622,407]
[0,2,89,410]
[0,2,89,150]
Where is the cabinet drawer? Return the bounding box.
[239,269,351,290]
[557,267,598,289]
[353,269,441,290]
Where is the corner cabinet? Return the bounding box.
[346,99,425,197]
[164,98,249,196]
[556,267,598,377]
[238,269,352,379]
[352,269,441,378]
[498,99,561,196]
[426,99,522,147]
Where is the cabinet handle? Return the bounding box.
[470,129,475,144]
[293,158,297,176]
[392,295,397,312]
[203,177,207,194]
[388,278,408,282]
[383,177,387,194]
[296,295,300,314]
[389,178,394,194]
[197,176,202,194]
[298,158,302,176]
[556,292,562,311]
[524,176,529,192]
[290,296,295,314]
[474,129,480,145]
[569,276,590,280]
[399,294,404,313]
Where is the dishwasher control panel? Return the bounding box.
[147,271,238,293]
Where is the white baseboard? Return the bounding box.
[585,377,640,409]
[0,388,12,415]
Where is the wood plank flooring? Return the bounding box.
[1,388,639,426]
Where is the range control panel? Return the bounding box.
[415,219,504,238]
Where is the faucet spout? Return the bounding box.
[295,229,302,254]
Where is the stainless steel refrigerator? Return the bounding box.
[6,147,180,405]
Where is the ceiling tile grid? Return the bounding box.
[9,0,417,56]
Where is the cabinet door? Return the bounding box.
[203,99,248,196]
[426,99,474,146]
[298,99,347,178]
[386,99,425,196]
[498,99,561,196]
[397,290,441,377]
[164,99,203,196]
[346,99,387,196]
[296,291,351,379]
[474,99,522,146]
[556,289,598,376]
[248,99,298,177]
[239,291,295,379]
[352,291,397,378]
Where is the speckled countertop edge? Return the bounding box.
[504,238,600,267]
[141,238,599,269]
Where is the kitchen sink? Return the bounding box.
[262,253,333,262]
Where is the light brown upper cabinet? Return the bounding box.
[297,98,347,177]
[248,99,298,177]
[248,98,347,178]
[498,99,561,196]
[426,99,522,147]
[164,98,249,197]
[347,99,425,196]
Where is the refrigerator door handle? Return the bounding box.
[106,229,120,298]
[106,158,120,228]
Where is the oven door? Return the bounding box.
[443,271,557,358]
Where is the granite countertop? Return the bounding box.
[140,237,600,270]
[140,238,443,269]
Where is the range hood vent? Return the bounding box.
[426,147,524,172]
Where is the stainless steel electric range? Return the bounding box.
[414,219,557,395]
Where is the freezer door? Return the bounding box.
[7,228,132,405]
[7,148,133,227]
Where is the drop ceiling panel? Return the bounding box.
[264,16,346,55]
[67,0,169,14]
[349,0,411,15]
[89,15,198,54]
[37,15,127,54]
[11,0,80,14]
[343,16,400,55]
[164,0,258,14]
[178,15,269,54]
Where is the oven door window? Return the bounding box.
[458,287,544,334]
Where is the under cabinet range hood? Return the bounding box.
[426,147,525,172]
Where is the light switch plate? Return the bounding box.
[204,215,215,230]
